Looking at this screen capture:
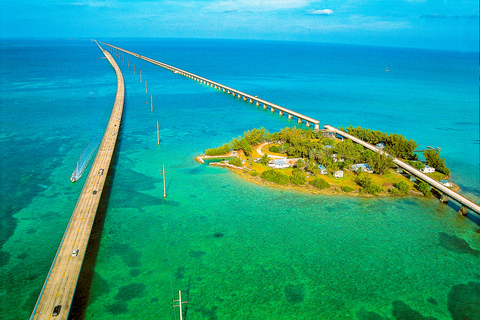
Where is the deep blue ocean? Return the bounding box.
[0,38,479,319]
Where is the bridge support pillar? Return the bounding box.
[306,122,311,127]
[298,118,302,124]
[458,206,468,216]
[271,107,275,113]
[279,111,283,116]
[440,194,449,203]
[314,123,320,131]
[243,96,247,101]
[238,95,241,99]
[249,98,253,104]
[256,101,260,106]
[288,114,293,120]
[263,104,267,110]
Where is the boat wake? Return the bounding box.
[70,136,101,182]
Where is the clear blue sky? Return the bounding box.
[2,0,478,51]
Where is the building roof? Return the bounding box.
[352,163,371,170]
[272,159,288,165]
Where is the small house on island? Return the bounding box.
[351,163,373,173]
[334,170,344,178]
[318,165,328,175]
[268,158,298,169]
[421,165,435,173]
[376,142,386,149]
[440,180,453,187]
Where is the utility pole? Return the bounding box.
[162,165,167,198]
[173,290,187,320]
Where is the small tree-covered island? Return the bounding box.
[195,126,457,197]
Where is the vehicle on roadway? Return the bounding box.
[52,305,62,316]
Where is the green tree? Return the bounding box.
[335,139,359,162]
[355,173,382,194]
[341,186,355,192]
[290,168,306,185]
[423,150,450,175]
[228,157,242,167]
[295,158,305,169]
[205,143,231,156]
[395,181,410,194]
[244,127,268,145]
[269,145,280,153]
[406,160,425,171]
[261,154,270,166]
[242,140,253,157]
[309,177,331,189]
[261,169,290,185]
[368,152,394,175]
[230,137,244,150]
[416,181,432,197]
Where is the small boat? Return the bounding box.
[70,163,80,182]
[385,66,390,72]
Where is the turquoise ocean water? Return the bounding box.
[0,39,479,319]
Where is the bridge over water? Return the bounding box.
[102,42,321,130]
[103,42,479,218]
[30,41,125,320]
[325,125,480,217]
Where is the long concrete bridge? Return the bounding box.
[102,42,321,130]
[30,41,125,320]
[103,42,478,218]
[324,125,480,217]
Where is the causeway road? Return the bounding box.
[30,41,124,320]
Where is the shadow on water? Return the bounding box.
[431,188,480,227]
[68,103,125,320]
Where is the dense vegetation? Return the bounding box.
[309,177,330,189]
[204,125,451,197]
[290,168,306,185]
[261,169,290,185]
[416,181,432,197]
[390,181,411,195]
[423,149,450,175]
[355,173,382,195]
[205,143,231,156]
[228,157,242,167]
[339,125,418,160]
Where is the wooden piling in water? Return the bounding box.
[150,94,153,111]
[156,121,160,145]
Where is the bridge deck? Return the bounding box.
[102,42,320,126]
[324,125,480,216]
[30,42,124,320]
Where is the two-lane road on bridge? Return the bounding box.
[30,42,124,320]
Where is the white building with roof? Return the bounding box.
[421,165,435,173]
[351,163,373,173]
